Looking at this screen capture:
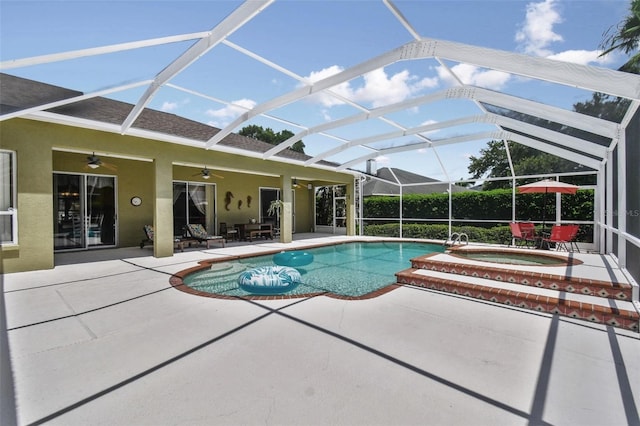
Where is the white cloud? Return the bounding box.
[161,98,190,112]
[437,63,511,90]
[418,119,442,137]
[354,69,413,107]
[547,49,615,66]
[205,98,257,127]
[161,101,178,112]
[304,65,352,107]
[303,65,437,109]
[375,155,390,164]
[515,0,564,57]
[514,0,615,67]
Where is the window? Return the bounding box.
[0,150,17,244]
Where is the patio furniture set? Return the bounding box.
[510,222,580,252]
[140,222,274,251]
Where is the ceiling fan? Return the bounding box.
[192,167,224,180]
[85,152,117,171]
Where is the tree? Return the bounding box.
[600,0,640,73]
[238,125,306,153]
[467,1,639,190]
[467,140,587,190]
[469,140,586,191]
[573,92,629,122]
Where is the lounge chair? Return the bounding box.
[140,224,154,248]
[541,224,580,252]
[509,222,536,248]
[185,223,225,248]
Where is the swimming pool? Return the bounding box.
[179,241,444,298]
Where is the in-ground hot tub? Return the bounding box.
[448,247,582,266]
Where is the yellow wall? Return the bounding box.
[0,118,354,273]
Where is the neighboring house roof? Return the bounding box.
[0,73,337,167]
[363,167,471,196]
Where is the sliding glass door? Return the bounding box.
[53,173,117,250]
[315,185,346,234]
[172,182,216,236]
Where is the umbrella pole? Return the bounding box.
[542,190,547,231]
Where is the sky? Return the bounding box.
[0,0,632,181]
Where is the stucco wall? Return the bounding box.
[1,120,54,271]
[1,118,353,273]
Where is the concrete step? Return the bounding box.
[396,268,639,332]
[410,256,634,301]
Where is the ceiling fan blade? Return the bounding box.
[194,168,224,179]
[83,152,117,171]
[102,162,118,171]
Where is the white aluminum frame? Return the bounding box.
[2,0,639,279]
[0,150,18,245]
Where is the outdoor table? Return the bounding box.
[235,223,273,241]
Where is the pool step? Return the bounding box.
[395,268,639,332]
[186,263,248,286]
[410,256,634,301]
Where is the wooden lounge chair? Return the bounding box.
[140,224,154,248]
[185,223,225,248]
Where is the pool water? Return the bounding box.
[183,241,444,297]
[452,250,570,266]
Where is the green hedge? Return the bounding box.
[364,188,594,222]
[362,189,595,243]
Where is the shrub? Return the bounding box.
[363,223,513,244]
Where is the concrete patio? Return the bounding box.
[2,235,639,425]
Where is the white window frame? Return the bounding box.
[172,180,217,235]
[0,150,17,245]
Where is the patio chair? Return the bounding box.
[185,223,225,248]
[140,224,154,248]
[509,222,536,248]
[565,224,580,252]
[541,224,579,252]
[219,222,238,241]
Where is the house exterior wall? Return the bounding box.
[1,120,54,271]
[1,118,353,273]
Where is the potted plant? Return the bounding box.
[267,199,283,217]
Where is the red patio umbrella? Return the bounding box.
[517,179,579,229]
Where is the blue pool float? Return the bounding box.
[273,251,314,267]
[238,266,302,295]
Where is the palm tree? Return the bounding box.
[600,0,640,73]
